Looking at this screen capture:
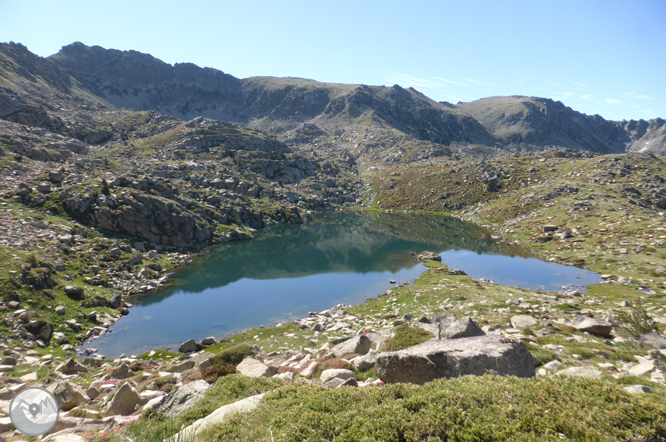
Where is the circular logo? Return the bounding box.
[9,386,60,436]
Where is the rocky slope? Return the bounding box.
[44,42,666,161]
[0,42,364,359]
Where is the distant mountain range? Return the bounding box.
[1,41,665,165]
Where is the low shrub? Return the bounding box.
[615,301,657,339]
[210,343,255,366]
[204,362,236,384]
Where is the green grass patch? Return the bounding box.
[383,324,433,351]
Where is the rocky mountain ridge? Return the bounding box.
[41,42,666,159]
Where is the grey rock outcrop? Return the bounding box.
[352,349,380,371]
[376,335,537,385]
[64,286,84,300]
[158,379,210,417]
[639,331,666,349]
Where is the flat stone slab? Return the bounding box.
[376,335,537,385]
[624,385,651,394]
[569,316,612,337]
[510,315,537,328]
[166,393,264,442]
[556,366,602,379]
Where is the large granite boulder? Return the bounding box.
[352,349,380,371]
[179,339,200,353]
[158,379,211,417]
[46,380,90,411]
[330,335,372,358]
[236,357,278,378]
[104,382,143,417]
[165,394,265,442]
[376,335,537,385]
[64,286,84,300]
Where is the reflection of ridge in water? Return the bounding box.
[133,212,527,307]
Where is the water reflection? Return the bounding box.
[135,211,527,307]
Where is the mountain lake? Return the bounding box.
[79,211,601,358]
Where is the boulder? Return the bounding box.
[104,383,143,417]
[352,349,380,371]
[64,286,84,300]
[47,380,90,411]
[0,416,13,433]
[299,362,318,378]
[55,358,88,375]
[158,379,210,417]
[330,335,372,358]
[110,363,131,379]
[416,251,441,262]
[569,316,613,337]
[86,387,99,400]
[275,372,295,381]
[639,331,666,349]
[510,315,537,328]
[190,352,214,373]
[142,395,165,411]
[165,394,264,442]
[376,335,537,385]
[179,339,200,353]
[320,369,357,384]
[323,377,358,388]
[441,317,485,339]
[236,357,278,378]
[109,294,123,309]
[201,336,218,346]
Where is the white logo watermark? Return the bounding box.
[9,386,59,436]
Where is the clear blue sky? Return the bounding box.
[1,0,664,121]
